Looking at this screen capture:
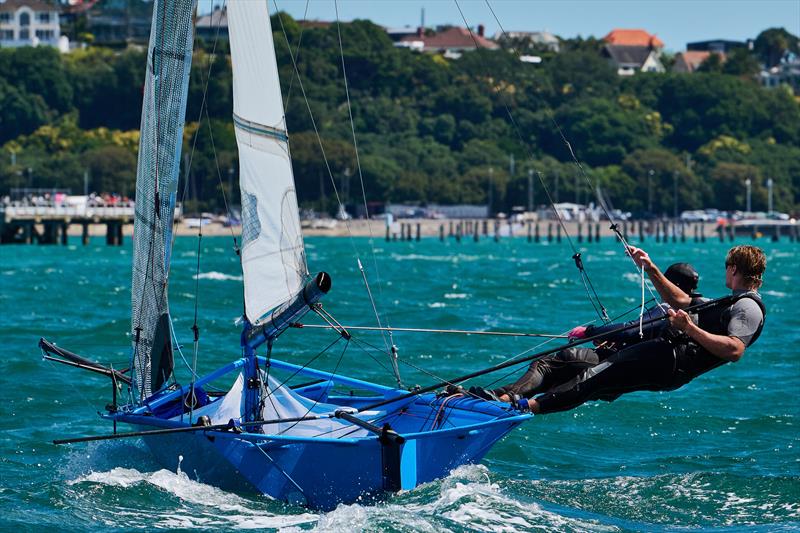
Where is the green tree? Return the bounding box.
[722,48,761,78]
[696,52,724,73]
[754,27,800,67]
[621,148,702,215]
[0,78,50,143]
[82,145,137,196]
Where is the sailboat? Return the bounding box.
[40,0,531,510]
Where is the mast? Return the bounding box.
[130,0,198,402]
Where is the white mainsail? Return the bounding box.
[130,0,197,401]
[228,1,308,324]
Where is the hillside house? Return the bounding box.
[0,0,65,49]
[397,25,498,59]
[673,50,725,73]
[602,28,665,75]
[502,30,560,52]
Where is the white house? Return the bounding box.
[502,30,560,52]
[603,45,665,76]
[760,51,800,94]
[0,0,66,50]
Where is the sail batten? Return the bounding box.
[228,1,308,324]
[130,0,197,401]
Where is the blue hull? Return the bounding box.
[111,356,531,510]
[121,393,529,510]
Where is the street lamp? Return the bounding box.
[673,170,679,219]
[745,178,752,213]
[227,167,234,204]
[766,178,773,214]
[647,169,654,214]
[488,167,494,216]
[527,168,534,212]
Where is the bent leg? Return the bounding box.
[494,347,601,399]
[532,340,677,414]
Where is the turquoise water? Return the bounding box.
[1,235,798,531]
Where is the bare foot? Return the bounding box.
[498,393,511,402]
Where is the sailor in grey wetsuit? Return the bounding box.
[527,245,766,415]
[478,263,701,404]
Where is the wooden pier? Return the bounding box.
[383,218,798,244]
[0,204,134,245]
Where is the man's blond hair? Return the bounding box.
[726,245,766,289]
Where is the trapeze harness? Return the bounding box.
[672,291,766,385]
[533,292,766,414]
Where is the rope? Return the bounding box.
[272,3,399,378]
[204,105,242,260]
[189,177,203,423]
[281,0,311,112]
[483,0,659,306]
[334,0,397,372]
[291,323,567,338]
[453,0,610,323]
[277,339,350,436]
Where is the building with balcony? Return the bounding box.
[0,0,65,50]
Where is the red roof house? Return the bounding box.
[603,29,664,49]
[398,25,498,57]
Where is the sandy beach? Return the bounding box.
[63,218,719,239]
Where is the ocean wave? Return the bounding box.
[193,272,243,281]
[307,465,616,533]
[514,471,800,528]
[68,466,318,529]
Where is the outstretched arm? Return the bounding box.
[668,309,745,362]
[628,246,691,309]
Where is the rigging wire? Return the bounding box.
[281,0,311,112]
[204,105,241,257]
[480,297,656,389]
[276,338,350,436]
[333,0,398,377]
[272,0,401,381]
[188,167,203,424]
[452,0,610,323]
[481,0,660,306]
[291,323,567,338]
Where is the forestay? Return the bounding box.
[228,1,308,324]
[130,0,197,402]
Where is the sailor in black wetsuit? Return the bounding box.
[472,263,702,404]
[527,245,766,415]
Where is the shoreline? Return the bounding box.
[61,219,723,238]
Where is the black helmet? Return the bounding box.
[665,263,700,297]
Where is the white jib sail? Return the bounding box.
[228,1,308,324]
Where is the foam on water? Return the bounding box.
[4,236,798,531]
[308,465,619,532]
[193,271,244,281]
[68,466,319,530]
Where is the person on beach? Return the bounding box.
[517,245,766,415]
[469,263,703,404]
